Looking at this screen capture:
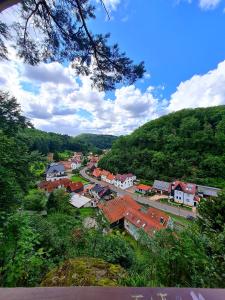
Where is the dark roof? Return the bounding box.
[46,163,65,174]
[153,180,170,192]
[91,184,104,193]
[197,185,221,197]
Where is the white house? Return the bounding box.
[105,173,115,185]
[46,163,68,182]
[114,174,136,190]
[100,170,110,182]
[170,181,199,207]
[71,159,81,170]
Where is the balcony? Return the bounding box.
[0,287,224,300]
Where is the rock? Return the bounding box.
[41,257,127,287]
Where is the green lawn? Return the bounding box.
[71,175,89,185]
[166,212,192,227]
[79,207,95,217]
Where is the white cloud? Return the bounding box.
[167,60,225,112]
[199,0,221,9]
[0,49,161,136]
[177,0,223,10]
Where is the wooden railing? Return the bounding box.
[0,287,224,300]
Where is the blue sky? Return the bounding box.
[92,0,225,97]
[1,0,225,136]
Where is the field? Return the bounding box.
[71,175,89,185]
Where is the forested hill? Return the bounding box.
[18,129,118,154]
[98,106,225,188]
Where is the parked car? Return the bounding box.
[186,215,196,221]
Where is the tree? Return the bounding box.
[23,189,48,211]
[0,0,145,91]
[0,91,31,135]
[0,212,46,286]
[47,188,71,213]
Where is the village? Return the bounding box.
[37,151,221,241]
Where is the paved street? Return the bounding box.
[80,167,196,218]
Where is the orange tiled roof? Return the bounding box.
[146,207,170,226]
[136,184,152,191]
[107,173,115,181]
[69,182,84,192]
[124,207,166,235]
[92,168,102,177]
[101,170,110,177]
[98,195,141,224]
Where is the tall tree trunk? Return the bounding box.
[0,0,21,13]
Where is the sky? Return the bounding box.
[1,0,225,136]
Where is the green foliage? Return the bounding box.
[18,128,118,155]
[23,189,48,211]
[99,106,225,188]
[0,212,47,286]
[47,189,72,213]
[0,91,31,135]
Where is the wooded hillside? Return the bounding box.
[99,106,225,188]
[19,129,118,155]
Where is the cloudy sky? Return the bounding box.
[1,0,225,136]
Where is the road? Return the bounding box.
[80,167,196,219]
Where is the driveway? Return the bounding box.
[80,167,196,218]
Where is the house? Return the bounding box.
[46,163,68,181]
[114,174,136,190]
[39,178,71,193]
[89,184,111,200]
[67,182,84,193]
[71,159,81,170]
[135,184,152,194]
[197,185,221,198]
[87,162,96,172]
[60,161,72,170]
[72,152,83,160]
[92,168,102,179]
[98,195,141,227]
[101,170,110,182]
[39,178,83,194]
[105,173,115,185]
[153,180,171,194]
[98,195,172,238]
[170,181,199,207]
[124,207,172,240]
[70,194,96,208]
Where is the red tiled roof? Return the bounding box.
[92,168,102,177]
[124,207,165,234]
[146,207,169,226]
[101,170,110,177]
[172,181,196,195]
[69,182,84,192]
[136,184,152,191]
[38,178,71,193]
[98,195,141,224]
[115,174,134,183]
[107,173,115,181]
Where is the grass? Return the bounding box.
[166,212,191,227]
[71,175,89,185]
[79,207,95,217]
